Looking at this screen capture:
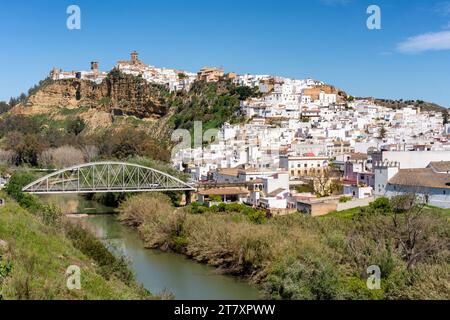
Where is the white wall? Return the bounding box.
[336,197,374,211]
[382,151,450,169]
[374,165,399,196]
[385,185,450,209]
[263,173,289,194]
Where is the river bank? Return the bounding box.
[0,191,153,300]
[81,214,261,299]
[40,193,261,300]
[118,193,450,300]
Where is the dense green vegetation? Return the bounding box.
[0,101,11,114]
[119,193,450,300]
[170,80,260,133]
[0,172,154,300]
[0,113,171,167]
[189,202,267,224]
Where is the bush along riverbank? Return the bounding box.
[118,193,450,300]
[0,171,156,300]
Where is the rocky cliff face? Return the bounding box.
[303,84,347,102]
[103,70,171,118]
[12,70,171,120]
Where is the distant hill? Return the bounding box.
[361,97,448,114]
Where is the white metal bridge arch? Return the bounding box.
[22,161,195,194]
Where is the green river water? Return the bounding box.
[41,195,261,300]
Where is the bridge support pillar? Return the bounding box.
[185,190,193,205]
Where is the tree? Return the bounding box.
[75,88,81,101]
[443,111,449,125]
[96,127,170,162]
[38,149,54,168]
[5,132,46,166]
[66,117,86,136]
[39,146,85,168]
[18,93,27,103]
[8,97,18,107]
[378,126,387,140]
[390,194,447,270]
[0,101,11,114]
[311,166,342,198]
[81,145,99,162]
[232,86,259,101]
[0,149,14,166]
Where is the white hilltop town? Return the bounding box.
[50,51,450,216]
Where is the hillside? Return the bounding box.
[8,71,259,135]
[11,71,172,129]
[0,192,153,300]
[367,98,448,114]
[5,69,447,150]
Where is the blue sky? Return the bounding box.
[1,0,450,106]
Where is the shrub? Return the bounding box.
[189,202,207,214]
[208,195,222,202]
[0,257,13,300]
[118,193,173,228]
[38,145,84,168]
[4,171,41,211]
[194,202,267,224]
[119,191,450,300]
[65,117,85,136]
[264,254,343,300]
[39,204,63,227]
[246,210,267,224]
[64,222,135,284]
[369,197,391,214]
[339,196,352,203]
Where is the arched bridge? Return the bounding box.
[22,161,195,194]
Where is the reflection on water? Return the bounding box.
[42,194,261,300]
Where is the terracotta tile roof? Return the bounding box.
[217,168,240,177]
[389,168,450,189]
[267,188,286,197]
[429,161,450,173]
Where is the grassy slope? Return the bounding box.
[0,192,149,300]
[323,205,450,220]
